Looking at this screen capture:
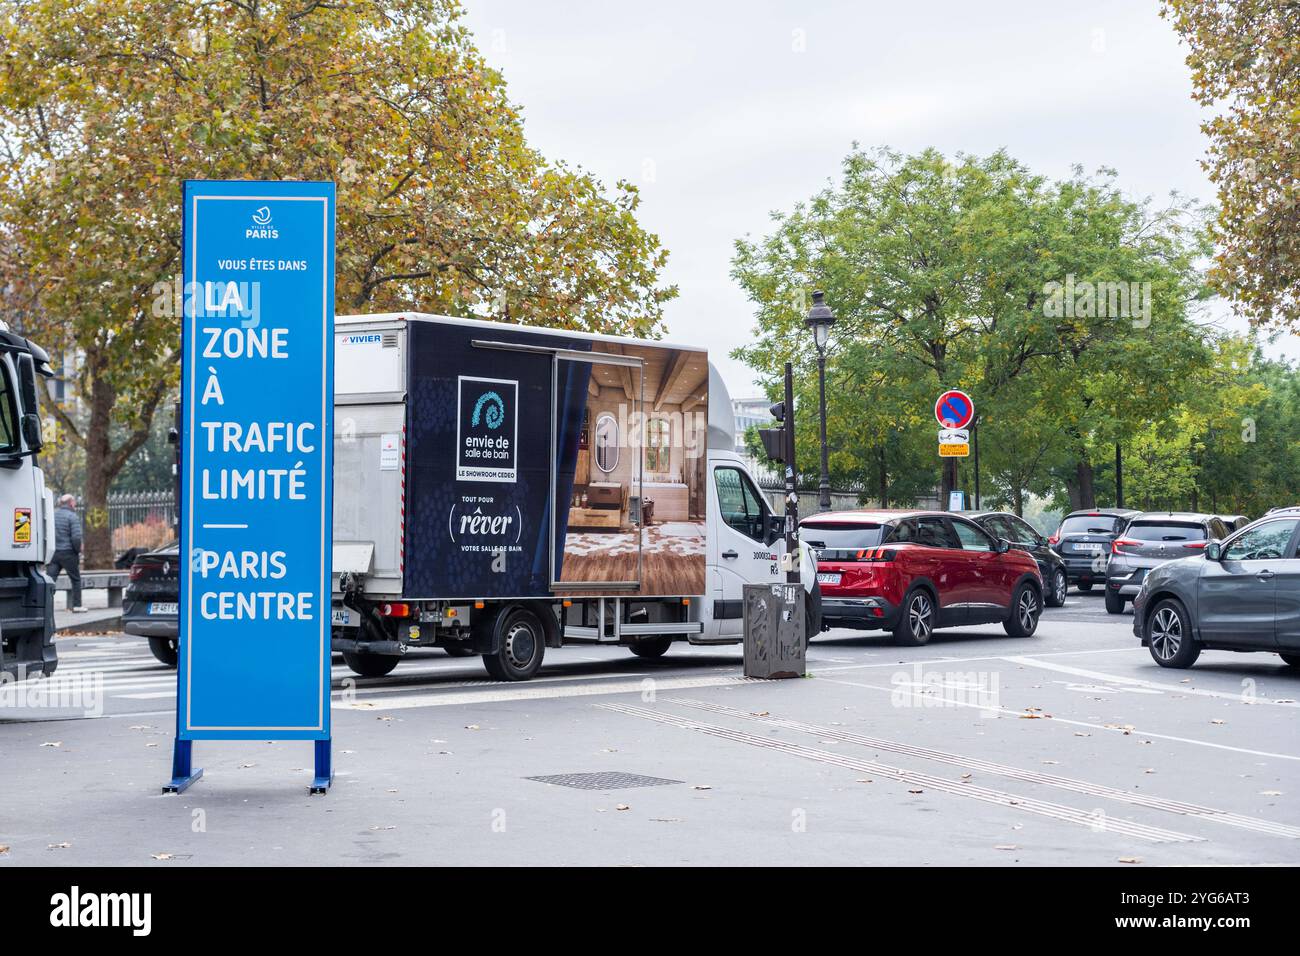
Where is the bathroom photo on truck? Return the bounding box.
[397,319,708,600]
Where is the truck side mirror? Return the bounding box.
[765,512,782,547]
[20,412,43,453]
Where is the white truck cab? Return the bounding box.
[0,324,57,679]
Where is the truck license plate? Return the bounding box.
[816,572,841,585]
[148,602,178,615]
[331,607,358,627]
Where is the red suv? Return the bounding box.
[800,510,1044,645]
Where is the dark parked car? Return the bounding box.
[1215,514,1251,532]
[801,510,1043,645]
[1105,512,1230,614]
[1133,513,1300,669]
[121,543,179,666]
[964,510,1068,607]
[1050,508,1140,593]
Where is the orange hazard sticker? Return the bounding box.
[13,507,31,545]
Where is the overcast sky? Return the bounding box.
[461,0,1297,399]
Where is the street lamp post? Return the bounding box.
[804,290,836,511]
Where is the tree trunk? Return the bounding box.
[877,445,887,508]
[81,371,116,567]
[1011,485,1025,517]
[1074,460,1096,510]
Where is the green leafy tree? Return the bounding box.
[0,0,674,563]
[733,148,1210,512]
[1162,0,1300,329]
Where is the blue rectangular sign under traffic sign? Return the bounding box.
[173,180,335,760]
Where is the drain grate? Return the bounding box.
[525,771,684,791]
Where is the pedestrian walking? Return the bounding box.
[47,494,86,613]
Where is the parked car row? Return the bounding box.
[122,504,1298,675]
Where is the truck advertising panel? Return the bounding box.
[401,321,707,599]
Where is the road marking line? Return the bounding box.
[598,702,1200,844]
[817,676,1300,762]
[665,698,1300,840]
[1002,656,1300,707]
[810,645,1137,672]
[333,675,760,710]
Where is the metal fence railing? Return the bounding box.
[78,491,176,556]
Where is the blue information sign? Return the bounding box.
[167,181,335,792]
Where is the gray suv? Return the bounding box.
[1105,512,1230,614]
[1132,514,1300,668]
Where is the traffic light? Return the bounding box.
[759,401,789,463]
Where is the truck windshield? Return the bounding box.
[801,522,886,556]
[0,365,17,453]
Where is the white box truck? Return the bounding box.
[330,312,819,680]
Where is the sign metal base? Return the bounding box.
[162,738,334,795]
[310,739,333,794]
[163,739,203,794]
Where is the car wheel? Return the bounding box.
[1104,588,1127,614]
[483,607,546,681]
[1279,653,1300,668]
[1003,582,1041,637]
[1146,599,1200,669]
[893,589,935,647]
[1077,581,1093,593]
[342,650,400,677]
[1045,568,1068,608]
[148,636,178,667]
[628,636,672,659]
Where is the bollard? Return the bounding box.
[742,582,805,679]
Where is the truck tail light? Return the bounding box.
[380,602,412,618]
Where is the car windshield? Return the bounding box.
[1125,522,1206,542]
[1058,515,1118,535]
[801,522,886,555]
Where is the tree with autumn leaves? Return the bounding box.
[1162,0,1300,331]
[0,0,674,564]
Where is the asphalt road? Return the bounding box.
[2,590,1297,866]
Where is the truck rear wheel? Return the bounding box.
[628,636,672,659]
[343,650,400,677]
[148,636,178,667]
[482,608,545,681]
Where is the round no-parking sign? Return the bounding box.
[935,390,975,429]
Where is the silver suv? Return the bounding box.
[1105,512,1230,614]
